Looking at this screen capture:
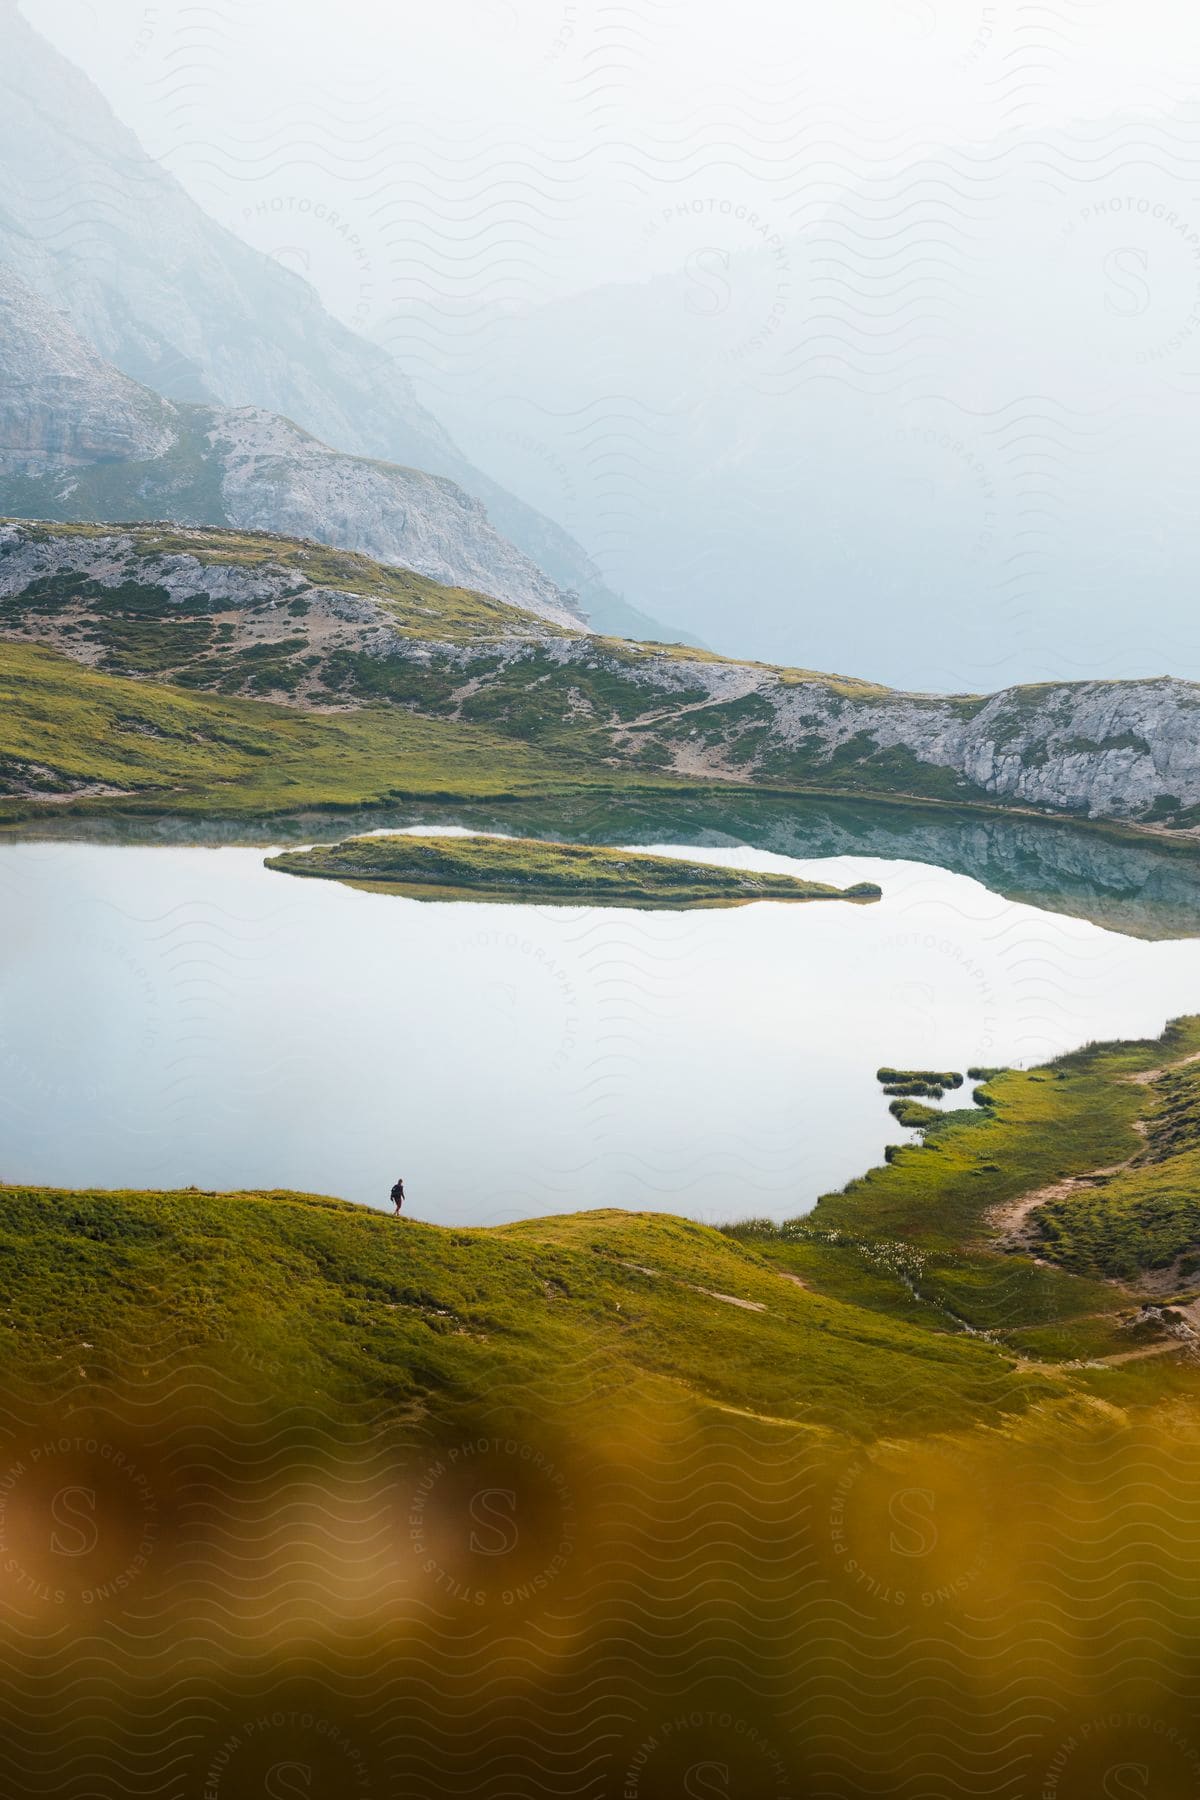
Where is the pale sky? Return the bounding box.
[20,0,1200,327]
[14,0,1200,685]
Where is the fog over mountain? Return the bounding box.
[0,263,586,625]
[0,0,664,638]
[384,134,1200,691]
[12,0,1200,689]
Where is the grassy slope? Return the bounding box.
[6,1021,1200,1441]
[265,832,881,907]
[730,1016,1200,1374]
[6,636,1191,849]
[0,639,917,822]
[1030,1056,1200,1279]
[5,519,1198,835]
[0,640,630,815]
[1034,1152,1200,1279]
[0,639,1019,827]
[0,1186,1060,1441]
[4,1183,1198,1800]
[2,1031,1198,1798]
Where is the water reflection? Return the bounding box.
[9,791,1198,939]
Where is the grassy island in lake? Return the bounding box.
[265,831,884,907]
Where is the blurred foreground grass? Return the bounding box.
[3,1022,1200,1794]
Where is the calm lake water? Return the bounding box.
[3,831,1200,1226]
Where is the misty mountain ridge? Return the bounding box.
[0,263,584,626]
[0,2,674,641]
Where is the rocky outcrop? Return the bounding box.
[206,408,579,626]
[601,651,1200,822]
[1,520,1197,831]
[765,675,1200,820]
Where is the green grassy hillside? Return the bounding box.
[3,1024,1200,1795]
[4,519,1200,837]
[0,636,1007,825]
[0,1184,1058,1441]
[0,636,909,823]
[1024,1053,1200,1281]
[731,1016,1200,1377]
[6,1019,1200,1434]
[0,640,624,816]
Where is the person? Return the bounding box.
[390,1176,406,1215]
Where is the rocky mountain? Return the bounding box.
[0,265,581,627]
[2,519,1198,831]
[0,3,665,638]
